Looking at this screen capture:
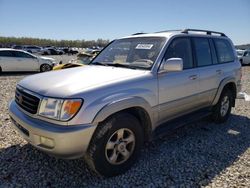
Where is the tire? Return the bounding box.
[44,52,48,55]
[211,89,233,123]
[85,112,144,177]
[0,66,2,74]
[40,64,52,72]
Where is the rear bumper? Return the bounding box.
[8,100,96,159]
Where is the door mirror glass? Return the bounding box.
[160,58,183,72]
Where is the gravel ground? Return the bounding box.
[0,66,249,187]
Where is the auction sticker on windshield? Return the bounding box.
[136,44,154,49]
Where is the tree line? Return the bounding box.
[0,36,110,48]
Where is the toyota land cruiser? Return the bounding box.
[9,29,241,177]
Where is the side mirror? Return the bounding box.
[160,58,183,73]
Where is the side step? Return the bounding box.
[153,109,212,139]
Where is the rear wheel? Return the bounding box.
[40,64,52,72]
[0,66,2,74]
[85,113,144,177]
[211,89,233,123]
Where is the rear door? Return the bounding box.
[192,37,218,107]
[158,37,200,123]
[0,50,18,71]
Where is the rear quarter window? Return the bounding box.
[214,39,235,63]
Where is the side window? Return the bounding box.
[0,51,14,57]
[164,38,193,69]
[193,38,212,67]
[214,39,235,63]
[13,51,34,58]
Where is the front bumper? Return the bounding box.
[8,100,96,159]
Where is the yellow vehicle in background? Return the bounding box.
[53,52,95,70]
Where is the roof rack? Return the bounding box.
[155,29,182,33]
[181,29,227,37]
[132,32,146,35]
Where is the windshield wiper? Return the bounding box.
[91,62,108,66]
[109,63,138,69]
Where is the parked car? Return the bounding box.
[62,48,79,55]
[53,52,94,70]
[12,45,24,50]
[9,29,241,177]
[43,47,64,55]
[23,45,43,53]
[236,49,250,65]
[0,48,57,72]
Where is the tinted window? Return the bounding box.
[0,51,13,57]
[193,38,212,67]
[13,51,34,58]
[214,39,234,63]
[164,38,193,69]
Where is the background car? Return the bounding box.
[23,45,43,53]
[0,48,57,72]
[237,49,250,65]
[43,47,64,55]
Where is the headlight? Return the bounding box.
[38,97,82,121]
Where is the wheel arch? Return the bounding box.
[92,97,154,142]
[212,77,237,107]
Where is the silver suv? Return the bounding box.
[9,29,241,177]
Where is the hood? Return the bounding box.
[18,65,147,97]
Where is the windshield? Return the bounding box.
[91,37,166,70]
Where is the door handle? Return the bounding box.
[189,75,198,80]
[216,70,222,75]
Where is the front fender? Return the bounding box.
[92,96,154,125]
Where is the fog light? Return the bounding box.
[40,136,55,148]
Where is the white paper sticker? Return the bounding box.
[135,44,153,50]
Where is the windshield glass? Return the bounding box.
[91,37,166,70]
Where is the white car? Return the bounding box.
[23,45,43,53]
[0,49,58,72]
[236,49,250,65]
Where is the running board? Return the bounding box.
[153,109,212,139]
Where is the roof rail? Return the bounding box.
[132,32,146,35]
[181,29,227,37]
[155,29,182,33]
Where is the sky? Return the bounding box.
[0,0,249,45]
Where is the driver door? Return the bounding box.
[12,51,39,71]
[158,37,200,124]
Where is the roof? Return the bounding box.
[122,29,227,39]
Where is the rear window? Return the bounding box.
[0,51,13,57]
[214,39,235,63]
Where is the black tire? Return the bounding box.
[44,52,48,55]
[85,112,144,177]
[40,64,52,72]
[0,66,2,74]
[211,89,233,123]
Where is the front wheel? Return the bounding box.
[211,89,233,123]
[40,64,52,72]
[85,113,144,177]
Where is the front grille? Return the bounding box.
[15,87,40,114]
